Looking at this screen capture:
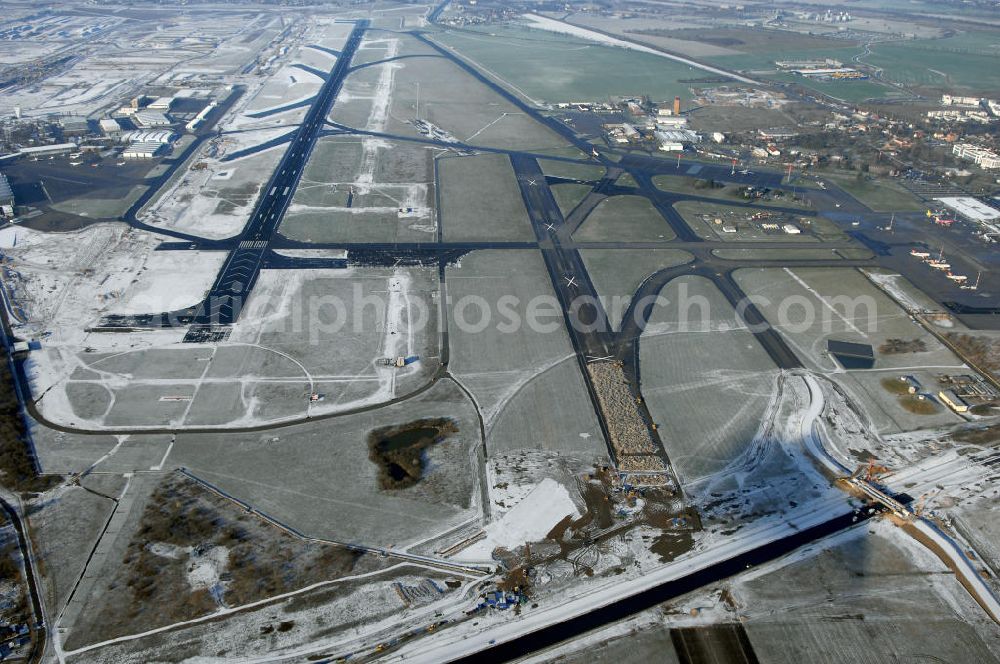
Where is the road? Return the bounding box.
[392,497,882,664]
[0,493,46,664]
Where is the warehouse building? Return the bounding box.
[935,196,1000,223]
[133,111,171,128]
[148,96,175,111]
[939,389,969,413]
[120,129,176,145]
[16,143,76,158]
[100,118,122,137]
[122,141,166,159]
[60,117,90,137]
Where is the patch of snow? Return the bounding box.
[107,250,226,314]
[519,14,755,85]
[457,478,579,560]
[188,545,230,592]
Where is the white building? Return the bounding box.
[928,109,991,123]
[711,132,725,144]
[655,129,700,146]
[120,129,176,145]
[655,116,688,129]
[953,143,1000,170]
[17,143,76,157]
[99,118,122,136]
[942,95,983,107]
[935,196,1000,223]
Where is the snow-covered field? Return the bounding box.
[107,250,226,315]
[519,13,756,85]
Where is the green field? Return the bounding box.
[657,27,857,55]
[708,46,861,73]
[653,174,813,209]
[550,182,592,217]
[432,25,707,103]
[820,172,925,212]
[707,45,902,101]
[866,32,1000,93]
[538,158,606,182]
[573,195,675,243]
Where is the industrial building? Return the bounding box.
[935,196,1000,223]
[120,129,176,145]
[133,111,172,128]
[775,58,842,70]
[122,141,166,159]
[148,96,175,111]
[939,389,969,413]
[795,67,867,80]
[758,128,798,141]
[60,117,90,136]
[100,118,122,137]
[16,143,76,158]
[655,129,699,147]
[185,101,217,131]
[655,116,688,129]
